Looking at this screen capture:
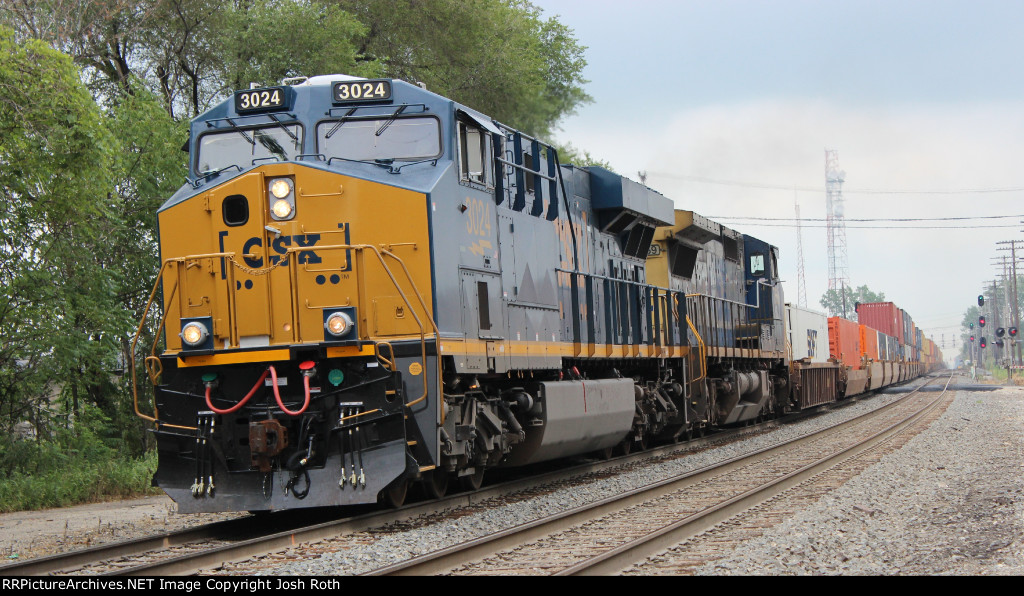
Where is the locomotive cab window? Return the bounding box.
[750,252,765,276]
[317,116,441,162]
[458,122,491,186]
[197,124,303,175]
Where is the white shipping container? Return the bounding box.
[786,303,830,363]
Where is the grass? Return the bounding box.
[0,450,159,513]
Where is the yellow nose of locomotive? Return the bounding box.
[156,163,432,359]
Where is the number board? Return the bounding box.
[234,87,287,113]
[332,80,392,103]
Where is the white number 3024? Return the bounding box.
[239,89,281,110]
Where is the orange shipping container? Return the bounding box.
[859,324,879,361]
[829,317,862,369]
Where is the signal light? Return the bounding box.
[970,322,974,329]
[978,295,985,306]
[1011,327,1018,337]
[980,337,987,349]
[970,335,975,343]
[979,316,986,328]
[997,327,1005,337]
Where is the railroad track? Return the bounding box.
[0,376,939,576]
[365,373,954,575]
[0,419,751,576]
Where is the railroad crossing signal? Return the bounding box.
[1011,327,1018,337]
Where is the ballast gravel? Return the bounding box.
[691,385,1024,575]
[263,379,1024,576]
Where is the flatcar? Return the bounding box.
[131,74,937,513]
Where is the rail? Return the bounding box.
[130,244,441,429]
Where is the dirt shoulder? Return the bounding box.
[0,495,243,562]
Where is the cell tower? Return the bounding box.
[794,191,808,307]
[825,149,850,294]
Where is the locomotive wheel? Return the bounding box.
[381,478,408,509]
[423,469,449,500]
[596,446,615,460]
[460,467,485,492]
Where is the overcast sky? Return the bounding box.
[534,0,1024,362]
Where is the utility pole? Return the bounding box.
[996,240,1022,366]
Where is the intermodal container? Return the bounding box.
[828,316,861,369]
[787,304,830,363]
[887,334,899,360]
[860,324,879,361]
[856,302,903,344]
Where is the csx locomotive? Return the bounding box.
[132,75,939,513]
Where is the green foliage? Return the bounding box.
[340,0,590,138]
[0,26,119,438]
[0,448,158,513]
[553,142,615,170]
[221,0,379,93]
[819,285,886,320]
[105,85,189,452]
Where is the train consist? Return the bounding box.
[131,75,942,513]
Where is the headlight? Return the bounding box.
[271,198,293,219]
[268,177,295,220]
[325,311,353,337]
[270,178,292,199]
[181,321,209,347]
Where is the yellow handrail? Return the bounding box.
[685,314,707,383]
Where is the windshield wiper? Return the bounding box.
[224,117,255,145]
[375,105,407,137]
[266,113,298,143]
[324,107,358,140]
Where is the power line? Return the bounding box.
[728,223,1020,229]
[648,172,1024,195]
[709,214,1024,222]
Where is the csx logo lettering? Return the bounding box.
[807,329,817,357]
[242,234,322,267]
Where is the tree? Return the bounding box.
[104,84,189,451]
[818,285,885,320]
[0,0,376,118]
[339,0,590,138]
[0,26,119,437]
[553,142,614,170]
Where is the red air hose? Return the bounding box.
[269,365,311,416]
[204,369,270,415]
